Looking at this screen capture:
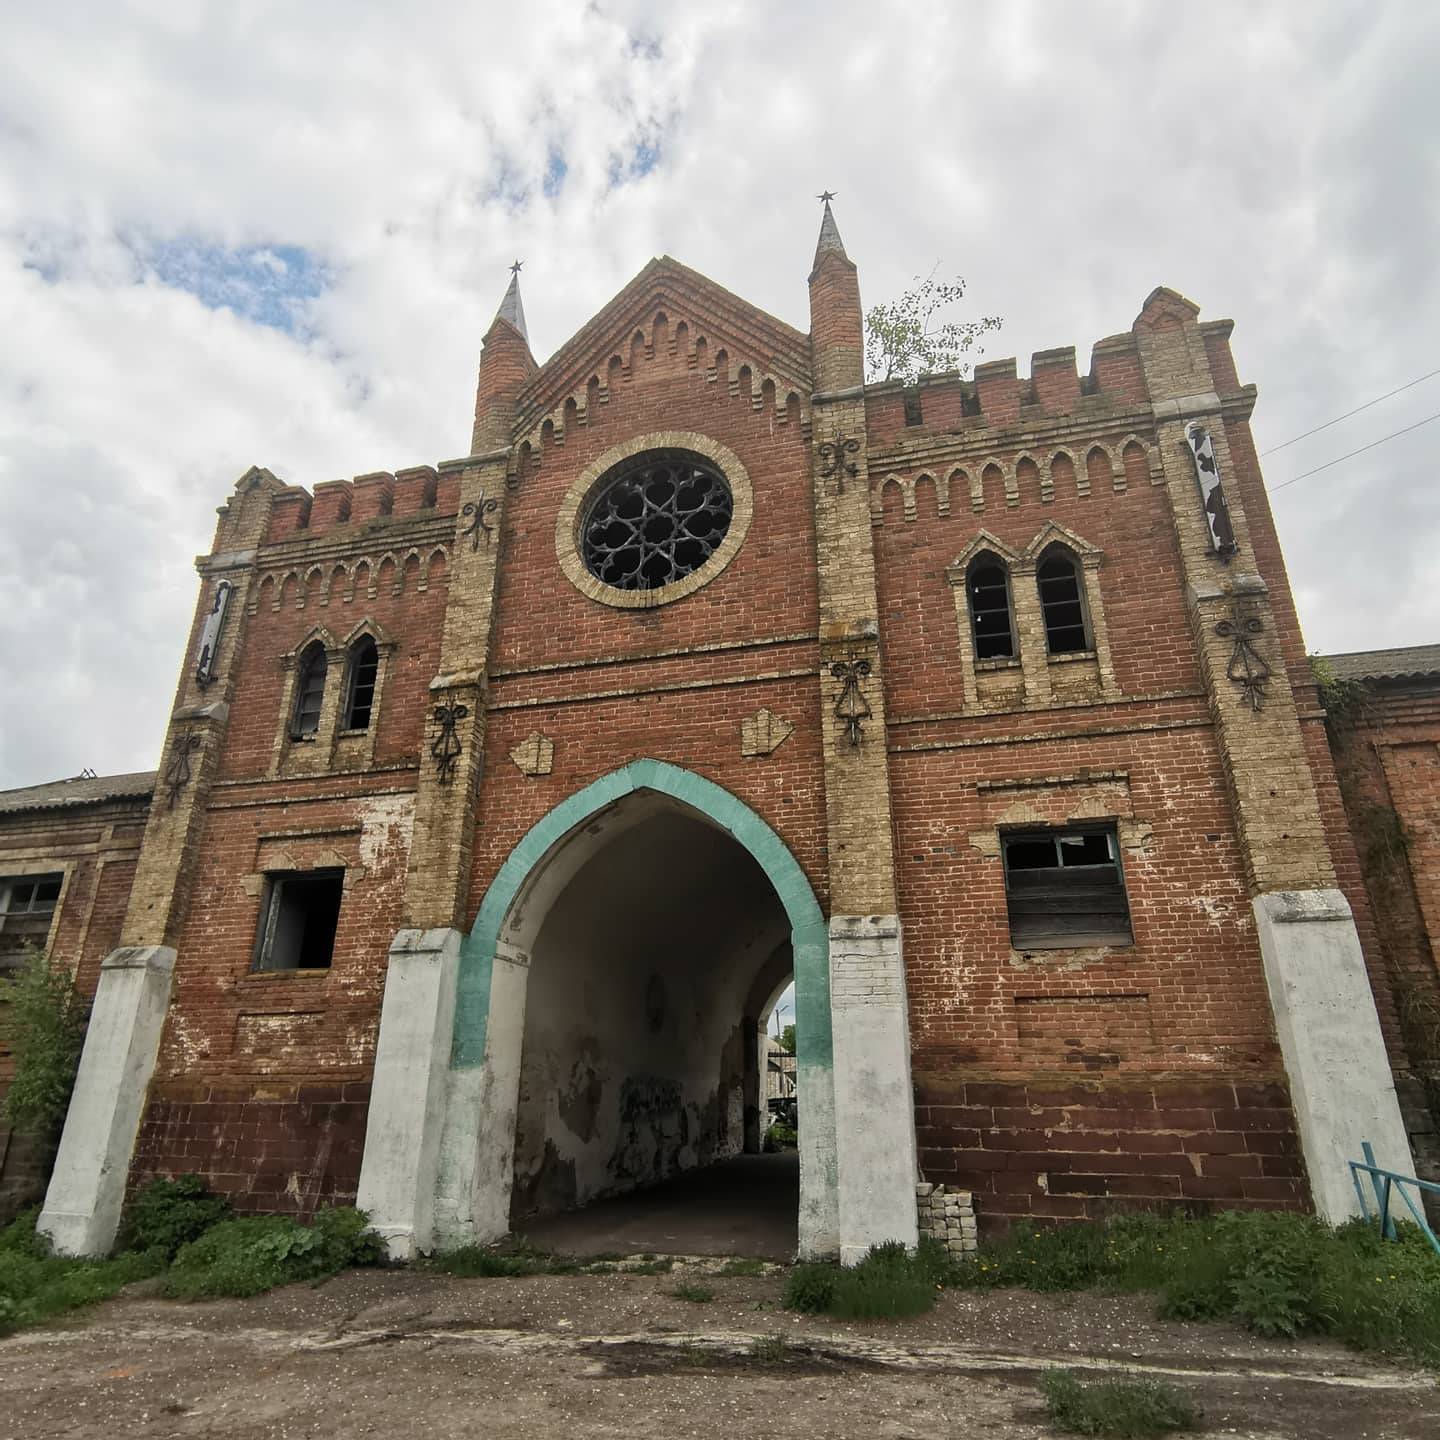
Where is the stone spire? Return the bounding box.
[471,262,537,453]
[808,193,863,392]
[493,260,529,341]
[811,192,849,276]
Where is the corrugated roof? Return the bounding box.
[0,770,155,816]
[1321,645,1440,683]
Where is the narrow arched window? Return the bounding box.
[291,642,328,737]
[343,636,379,731]
[967,551,1016,659]
[1037,546,1091,654]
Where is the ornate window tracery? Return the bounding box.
[580,450,733,592]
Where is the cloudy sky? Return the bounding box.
[1,1,1437,789]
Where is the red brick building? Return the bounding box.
[12,204,1422,1258]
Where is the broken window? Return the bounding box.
[251,869,343,972]
[291,642,328,738]
[342,636,379,731]
[0,873,62,964]
[967,551,1017,659]
[1037,545,1091,654]
[1001,826,1132,949]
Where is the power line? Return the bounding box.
[1268,411,1440,493]
[1260,367,1440,456]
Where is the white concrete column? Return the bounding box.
[828,915,919,1264]
[38,945,176,1257]
[1253,890,1415,1221]
[433,940,530,1250]
[355,928,459,1260]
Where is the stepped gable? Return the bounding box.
[511,255,813,443]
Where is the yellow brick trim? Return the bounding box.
[553,431,753,609]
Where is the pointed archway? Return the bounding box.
[425,760,836,1258]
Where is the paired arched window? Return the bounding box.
[967,551,1016,659]
[1036,545,1091,654]
[343,636,379,731]
[291,643,328,737]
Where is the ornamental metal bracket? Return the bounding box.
[1214,597,1271,711]
[460,490,498,551]
[163,729,204,809]
[830,656,873,748]
[430,693,469,784]
[817,436,860,494]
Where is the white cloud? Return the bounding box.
[1,0,1438,785]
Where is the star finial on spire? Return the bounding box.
[811,190,849,273]
[493,263,529,341]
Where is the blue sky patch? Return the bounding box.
[543,148,568,198]
[142,240,328,333]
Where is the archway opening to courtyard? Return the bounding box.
[504,790,801,1257]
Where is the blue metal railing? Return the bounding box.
[1348,1141,1440,1254]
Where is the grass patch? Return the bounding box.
[0,1210,165,1336]
[954,1210,1440,1366]
[429,1242,578,1278]
[716,1256,767,1277]
[160,1207,382,1300]
[784,1239,946,1321]
[625,1258,674,1275]
[748,1332,789,1363]
[1041,1369,1202,1438]
[1,1192,380,1334]
[670,1282,714,1303]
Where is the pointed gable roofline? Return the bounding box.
[512,256,812,437]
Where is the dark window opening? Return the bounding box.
[291,643,328,738]
[902,387,923,427]
[968,553,1016,660]
[252,870,343,972]
[581,449,733,591]
[343,636,379,731]
[1037,548,1090,654]
[0,873,62,963]
[1002,826,1132,949]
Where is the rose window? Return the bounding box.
[580,451,733,592]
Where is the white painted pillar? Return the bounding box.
[38,945,176,1257]
[1253,890,1414,1221]
[355,928,460,1260]
[433,940,530,1250]
[828,915,919,1264]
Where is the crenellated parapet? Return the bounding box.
[865,301,1255,530]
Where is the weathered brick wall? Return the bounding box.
[870,326,1310,1226]
[1325,682,1440,1188]
[0,793,147,1220]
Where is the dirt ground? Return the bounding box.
[2,1258,1436,1440]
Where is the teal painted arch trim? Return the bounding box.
[453,759,831,1071]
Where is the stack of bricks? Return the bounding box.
[916,1181,977,1255]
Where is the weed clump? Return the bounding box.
[161,1207,382,1300]
[1041,1368,1202,1438]
[0,1209,165,1336]
[784,1240,942,1320]
[954,1210,1440,1365]
[670,1282,714,1303]
[119,1174,233,1260]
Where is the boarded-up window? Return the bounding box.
[1002,827,1132,949]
